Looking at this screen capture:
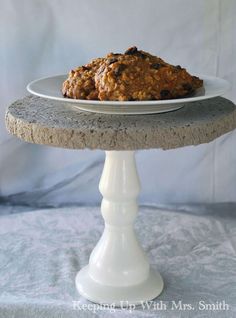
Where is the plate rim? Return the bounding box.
[27,74,231,106]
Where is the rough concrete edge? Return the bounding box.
[5,107,236,151]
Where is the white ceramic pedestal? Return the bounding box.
[76,151,163,305]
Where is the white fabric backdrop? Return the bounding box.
[0,0,236,206]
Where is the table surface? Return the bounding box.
[0,203,235,318]
[5,95,236,150]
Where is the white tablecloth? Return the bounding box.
[0,203,235,317]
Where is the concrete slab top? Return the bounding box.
[5,95,236,150]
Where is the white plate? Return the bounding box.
[27,74,230,115]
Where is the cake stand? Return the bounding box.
[5,95,236,305]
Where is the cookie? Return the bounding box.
[95,47,203,101]
[62,57,104,100]
[62,47,203,101]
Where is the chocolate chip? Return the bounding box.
[160,90,170,98]
[175,65,182,70]
[125,46,138,55]
[124,47,147,59]
[151,63,163,70]
[82,66,89,71]
[114,64,127,77]
[182,83,192,91]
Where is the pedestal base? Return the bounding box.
[75,151,164,305]
[76,266,163,306]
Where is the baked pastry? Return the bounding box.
[62,47,203,101]
[62,57,104,100]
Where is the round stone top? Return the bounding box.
[5,95,236,150]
